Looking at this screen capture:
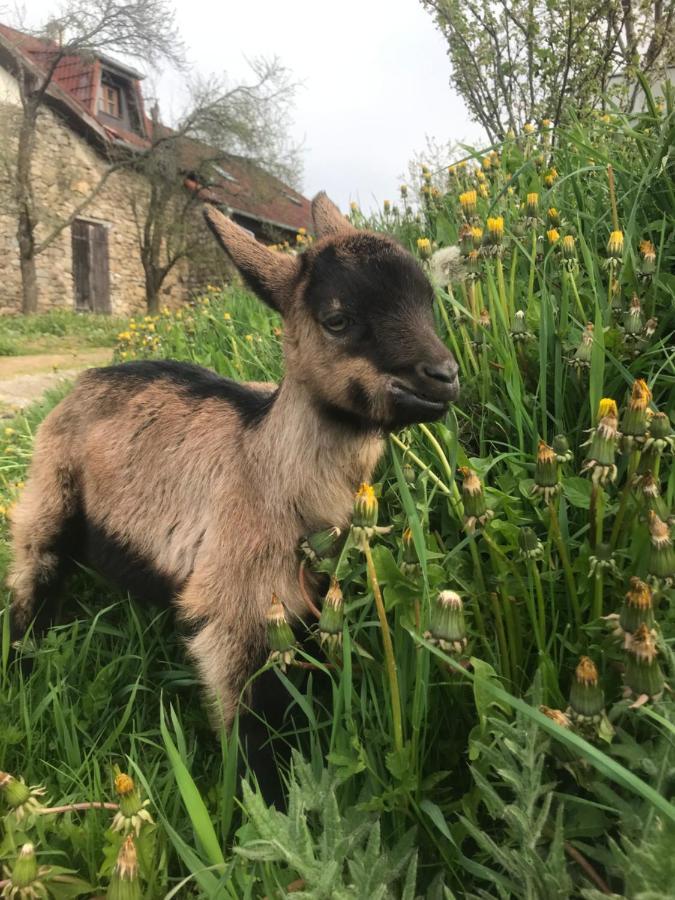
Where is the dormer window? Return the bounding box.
[101,83,121,118]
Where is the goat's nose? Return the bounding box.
[416,358,459,385]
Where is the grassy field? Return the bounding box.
[1,91,674,898]
[0,309,126,356]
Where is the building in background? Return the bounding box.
[0,23,311,315]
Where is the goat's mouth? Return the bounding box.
[388,378,457,423]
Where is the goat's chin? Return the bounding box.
[384,403,449,430]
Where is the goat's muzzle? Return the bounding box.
[388,355,459,425]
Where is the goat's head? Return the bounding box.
[204,192,459,430]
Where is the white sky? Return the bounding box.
[19,0,484,212]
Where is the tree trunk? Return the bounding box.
[146,283,160,314]
[18,212,38,313]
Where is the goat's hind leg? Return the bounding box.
[7,458,79,642]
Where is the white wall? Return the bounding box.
[0,67,20,105]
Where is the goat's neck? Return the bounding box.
[245,376,384,532]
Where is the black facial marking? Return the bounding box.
[90,360,277,428]
[304,235,437,373]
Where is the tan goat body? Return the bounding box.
[8,193,459,732]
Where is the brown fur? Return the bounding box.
[9,192,457,726]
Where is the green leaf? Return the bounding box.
[562,476,592,509]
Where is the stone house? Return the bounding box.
[0,23,312,315]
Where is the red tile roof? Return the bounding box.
[0,22,312,233]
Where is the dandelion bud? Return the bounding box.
[383,200,391,215]
[350,201,359,213]
[647,511,675,587]
[643,317,657,339]
[111,770,153,836]
[400,527,419,576]
[525,192,539,219]
[417,237,432,260]
[637,473,671,523]
[623,294,644,341]
[466,249,482,280]
[621,379,651,450]
[471,226,483,250]
[459,190,477,219]
[552,434,574,464]
[10,843,40,889]
[643,412,674,454]
[318,577,344,649]
[400,184,408,199]
[107,835,142,900]
[607,229,624,262]
[619,577,654,639]
[540,706,571,728]
[546,228,560,246]
[588,541,620,578]
[300,526,343,565]
[570,323,593,371]
[523,122,535,135]
[486,216,503,240]
[510,309,533,343]
[581,399,620,485]
[353,482,378,529]
[639,239,656,279]
[485,216,504,255]
[266,595,296,670]
[424,590,467,654]
[532,440,561,503]
[459,223,474,256]
[624,624,665,705]
[561,234,578,273]
[518,526,543,560]
[568,657,605,727]
[478,182,489,200]
[547,207,560,227]
[478,307,491,329]
[402,462,416,487]
[0,772,46,822]
[544,167,558,188]
[458,466,493,532]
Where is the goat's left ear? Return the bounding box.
[203,206,299,314]
[312,191,357,239]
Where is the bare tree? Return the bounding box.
[420,0,675,139]
[4,0,183,313]
[131,59,300,312]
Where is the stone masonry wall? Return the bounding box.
[0,95,191,316]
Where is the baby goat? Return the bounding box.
[8,193,459,728]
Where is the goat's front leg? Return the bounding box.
[185,610,266,727]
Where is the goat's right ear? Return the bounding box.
[203,207,298,314]
[311,191,357,239]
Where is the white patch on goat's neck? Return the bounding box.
[247,377,384,532]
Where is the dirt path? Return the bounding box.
[0,347,112,413]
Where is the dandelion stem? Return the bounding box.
[610,450,639,549]
[530,560,547,649]
[40,801,119,815]
[389,434,453,500]
[363,539,403,754]
[607,165,619,232]
[566,272,586,322]
[547,501,581,633]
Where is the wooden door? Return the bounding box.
[72,219,111,313]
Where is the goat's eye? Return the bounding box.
[322,313,351,334]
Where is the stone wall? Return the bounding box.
[0,89,193,316]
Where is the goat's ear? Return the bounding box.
[311,191,356,239]
[203,207,298,314]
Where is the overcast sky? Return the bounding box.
[22,0,484,212]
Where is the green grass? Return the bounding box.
[0,309,127,356]
[1,95,674,898]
